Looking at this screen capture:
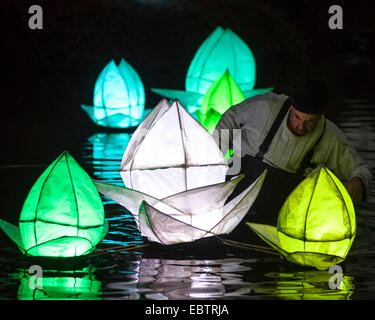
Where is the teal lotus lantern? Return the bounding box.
[151,26,273,114]
[0,151,108,257]
[81,59,149,128]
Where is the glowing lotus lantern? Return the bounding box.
[199,70,246,133]
[151,26,273,114]
[247,166,356,270]
[95,99,267,245]
[81,59,149,128]
[0,152,108,257]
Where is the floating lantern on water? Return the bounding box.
[199,70,246,133]
[151,26,273,114]
[95,99,267,245]
[247,166,356,270]
[81,59,149,128]
[0,152,108,257]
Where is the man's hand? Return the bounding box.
[346,177,364,204]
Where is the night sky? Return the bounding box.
[1,0,374,165]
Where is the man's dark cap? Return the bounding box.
[291,78,327,114]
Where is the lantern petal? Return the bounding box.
[25,237,94,257]
[199,70,246,133]
[0,219,25,252]
[121,99,172,170]
[246,223,287,256]
[95,174,245,224]
[120,100,228,198]
[150,88,204,111]
[95,171,266,244]
[94,179,160,223]
[94,60,129,109]
[212,169,267,234]
[243,87,274,99]
[286,252,345,271]
[186,26,257,95]
[139,201,210,245]
[118,59,145,116]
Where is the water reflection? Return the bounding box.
[82,132,132,188]
[81,133,141,246]
[12,267,102,300]
[250,271,354,300]
[105,258,253,300]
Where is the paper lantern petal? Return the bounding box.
[0,219,25,252]
[94,174,245,224]
[25,236,94,257]
[96,170,266,245]
[139,201,210,245]
[120,100,228,198]
[94,180,159,222]
[81,105,149,128]
[212,169,267,234]
[243,87,274,99]
[186,26,256,95]
[246,223,286,256]
[286,252,344,271]
[199,70,246,133]
[150,88,203,109]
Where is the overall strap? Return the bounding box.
[297,119,326,175]
[256,97,291,159]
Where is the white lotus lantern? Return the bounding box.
[95,99,266,245]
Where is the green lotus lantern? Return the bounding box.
[81,59,149,128]
[247,166,356,270]
[199,70,245,133]
[0,151,108,258]
[151,26,273,113]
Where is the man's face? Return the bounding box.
[288,106,322,136]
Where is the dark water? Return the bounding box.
[0,95,374,301]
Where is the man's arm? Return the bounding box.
[346,176,366,204]
[322,122,372,204]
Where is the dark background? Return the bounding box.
[2,0,374,164]
[0,0,374,219]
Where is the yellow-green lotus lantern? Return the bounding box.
[247,166,356,270]
[199,70,246,133]
[151,26,273,114]
[0,151,108,258]
[81,59,149,128]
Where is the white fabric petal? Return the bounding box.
[120,100,227,198]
